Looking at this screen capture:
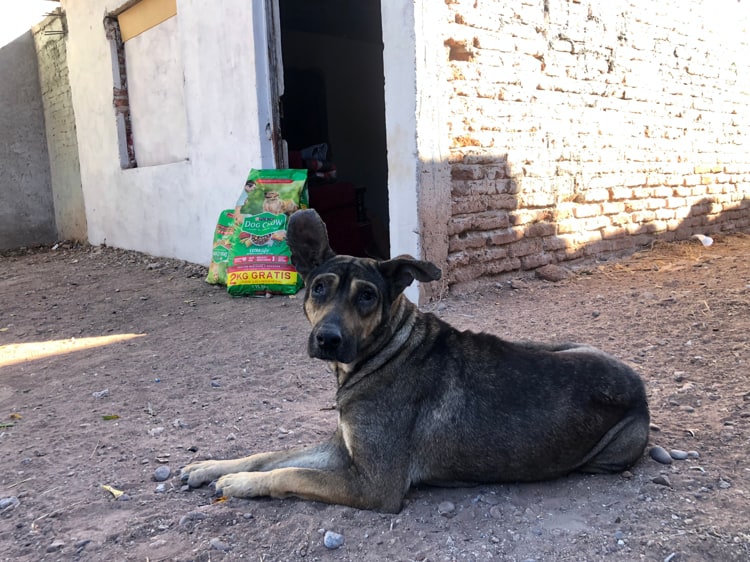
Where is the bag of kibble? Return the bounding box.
[226,169,308,296]
[205,209,235,285]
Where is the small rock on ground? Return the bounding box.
[535,264,572,282]
[46,541,65,553]
[649,446,673,465]
[153,465,171,482]
[210,538,231,552]
[0,496,20,509]
[438,501,456,517]
[653,475,672,487]
[324,531,344,549]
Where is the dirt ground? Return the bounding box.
[1,233,748,562]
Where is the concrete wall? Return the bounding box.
[62,0,276,264]
[0,30,56,250]
[419,0,750,292]
[33,11,87,243]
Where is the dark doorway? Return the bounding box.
[277,0,389,258]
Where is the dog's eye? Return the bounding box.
[358,288,377,306]
[312,282,327,297]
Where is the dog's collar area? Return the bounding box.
[331,296,419,393]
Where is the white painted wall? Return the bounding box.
[381,0,420,302]
[63,0,275,264]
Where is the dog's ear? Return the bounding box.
[287,209,336,278]
[379,255,442,297]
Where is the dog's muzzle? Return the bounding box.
[309,323,356,363]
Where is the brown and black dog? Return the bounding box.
[181,209,650,513]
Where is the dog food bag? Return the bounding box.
[226,169,308,296]
[205,209,235,285]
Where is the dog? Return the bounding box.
[262,191,299,216]
[181,209,650,513]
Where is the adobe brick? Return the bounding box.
[524,222,557,238]
[542,236,569,251]
[488,226,525,245]
[508,238,542,258]
[572,204,602,218]
[601,201,626,215]
[520,253,553,270]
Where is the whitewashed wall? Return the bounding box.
[63,0,275,264]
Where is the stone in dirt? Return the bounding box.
[438,501,456,517]
[210,538,231,552]
[46,541,65,553]
[652,475,672,487]
[535,264,572,282]
[0,496,20,509]
[153,465,171,482]
[649,446,673,465]
[324,531,344,549]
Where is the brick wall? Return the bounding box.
[33,10,87,242]
[441,0,750,289]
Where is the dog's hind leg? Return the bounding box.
[577,409,650,474]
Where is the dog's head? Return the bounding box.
[264,191,280,200]
[287,209,441,364]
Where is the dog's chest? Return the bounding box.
[338,412,356,458]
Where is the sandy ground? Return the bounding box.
[0,233,748,562]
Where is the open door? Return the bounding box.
[266,0,390,259]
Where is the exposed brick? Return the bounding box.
[524,222,557,238]
[511,209,553,226]
[488,226,525,246]
[448,232,487,252]
[602,226,628,240]
[580,188,610,202]
[610,187,634,200]
[654,208,675,221]
[650,186,673,198]
[571,204,602,218]
[508,238,542,258]
[601,201,626,215]
[442,0,750,289]
[582,215,611,231]
[520,252,553,269]
[542,236,569,251]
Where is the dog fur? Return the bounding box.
[181,209,650,513]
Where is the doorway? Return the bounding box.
[275,0,389,258]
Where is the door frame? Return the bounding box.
[265,0,425,301]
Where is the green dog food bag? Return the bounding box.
[205,209,235,285]
[226,169,308,296]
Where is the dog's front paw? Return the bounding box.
[180,460,232,488]
[215,472,268,499]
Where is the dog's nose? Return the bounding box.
[316,327,342,350]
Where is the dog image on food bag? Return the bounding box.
[262,191,299,216]
[182,209,650,512]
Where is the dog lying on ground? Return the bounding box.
[181,209,650,512]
